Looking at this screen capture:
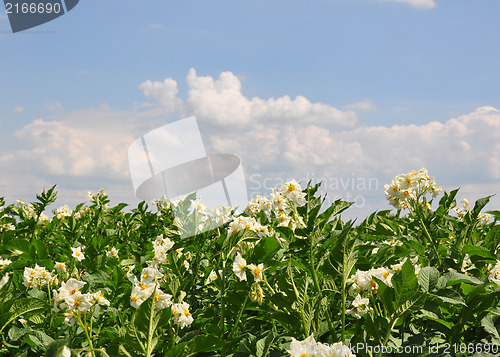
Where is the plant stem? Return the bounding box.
[418,216,442,265]
[309,235,337,342]
[228,294,248,338]
[219,259,226,337]
[77,313,96,357]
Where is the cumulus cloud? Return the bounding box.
[13,106,24,113]
[139,78,183,113]
[140,68,357,128]
[3,68,499,220]
[208,106,500,189]
[379,0,436,10]
[11,106,143,179]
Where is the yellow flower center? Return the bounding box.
[406,178,412,184]
[140,284,147,290]
[131,295,137,302]
[370,280,377,288]
[288,184,295,192]
[383,271,390,278]
[155,294,160,301]
[184,309,191,317]
[254,268,260,276]
[70,289,77,295]
[74,300,81,306]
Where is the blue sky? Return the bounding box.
[1,0,499,219]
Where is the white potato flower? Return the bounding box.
[233,253,247,281]
[106,247,119,258]
[171,301,194,329]
[71,247,85,262]
[346,294,372,319]
[247,263,264,283]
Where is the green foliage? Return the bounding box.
[0,181,499,356]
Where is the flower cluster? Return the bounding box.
[288,334,356,357]
[127,234,194,329]
[233,253,264,283]
[454,198,491,225]
[384,168,442,210]
[246,180,306,231]
[53,205,72,219]
[0,223,15,231]
[23,264,54,288]
[227,216,273,238]
[348,256,422,296]
[0,258,12,268]
[87,189,109,209]
[171,301,194,329]
[348,267,393,295]
[346,294,373,319]
[152,234,175,266]
[52,278,110,321]
[129,266,168,308]
[16,200,48,221]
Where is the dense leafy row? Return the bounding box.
[0,170,499,357]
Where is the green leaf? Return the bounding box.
[392,258,418,309]
[0,298,46,333]
[418,266,440,292]
[255,332,276,357]
[164,343,188,357]
[471,196,493,220]
[251,236,281,265]
[187,335,226,355]
[393,292,426,318]
[463,245,496,260]
[433,289,466,306]
[482,315,500,340]
[5,239,32,256]
[438,271,483,288]
[134,293,160,357]
[374,278,395,316]
[32,239,48,260]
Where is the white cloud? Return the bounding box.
[139,78,182,113]
[11,106,143,179]
[13,106,24,113]
[3,69,499,221]
[379,0,436,10]
[140,68,357,127]
[208,105,500,197]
